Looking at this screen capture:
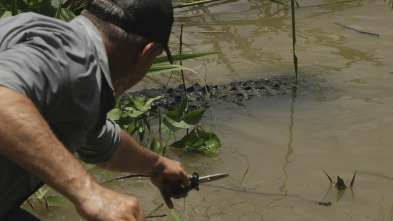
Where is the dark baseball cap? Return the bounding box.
[86,0,174,64]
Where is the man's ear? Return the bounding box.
[134,42,156,67]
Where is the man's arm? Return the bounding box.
[0,86,144,221]
[98,130,190,208]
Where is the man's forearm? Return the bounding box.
[0,86,96,206]
[98,130,163,175]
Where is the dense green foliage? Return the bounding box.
[107,96,221,156]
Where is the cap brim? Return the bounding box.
[164,45,173,64]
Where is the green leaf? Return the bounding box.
[137,121,145,141]
[150,136,161,154]
[145,96,162,107]
[161,132,172,156]
[0,10,12,18]
[170,129,198,149]
[107,108,121,121]
[162,115,193,132]
[196,127,221,152]
[170,128,221,153]
[142,115,151,132]
[166,98,188,121]
[45,195,65,207]
[127,120,137,135]
[130,96,146,109]
[170,134,187,148]
[81,161,96,170]
[57,8,76,22]
[130,95,161,112]
[153,52,217,64]
[183,109,206,125]
[128,109,145,118]
[160,119,171,134]
[170,129,203,150]
[115,96,122,108]
[171,210,182,221]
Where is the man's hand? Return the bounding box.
[98,130,190,209]
[148,157,190,209]
[76,182,145,221]
[0,87,146,221]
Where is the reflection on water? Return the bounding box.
[30,0,393,220]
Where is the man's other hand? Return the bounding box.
[148,157,190,208]
[76,182,145,221]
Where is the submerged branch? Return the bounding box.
[334,22,380,37]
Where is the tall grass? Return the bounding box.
[290,0,298,80]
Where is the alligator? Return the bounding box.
[124,75,324,112]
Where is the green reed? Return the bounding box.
[270,0,298,80]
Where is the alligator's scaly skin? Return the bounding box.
[125,76,315,111]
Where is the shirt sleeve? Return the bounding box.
[0,64,28,96]
[77,118,121,164]
[0,13,120,163]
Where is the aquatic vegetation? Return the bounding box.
[323,170,357,189]
[171,210,182,221]
[322,170,357,203]
[173,0,221,9]
[108,95,221,156]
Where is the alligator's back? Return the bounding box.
[126,75,325,111]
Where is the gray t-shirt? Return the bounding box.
[0,13,121,217]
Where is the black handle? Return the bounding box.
[165,172,200,198]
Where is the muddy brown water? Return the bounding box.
[24,0,393,220]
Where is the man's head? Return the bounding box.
[82,0,174,95]
[84,0,174,64]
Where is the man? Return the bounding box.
[0,0,190,220]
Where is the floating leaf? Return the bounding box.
[196,127,221,152]
[170,129,200,149]
[170,128,220,153]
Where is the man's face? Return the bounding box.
[114,44,163,96]
[130,47,163,87]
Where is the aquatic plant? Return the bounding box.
[323,170,357,189]
[270,0,298,80]
[321,170,357,203]
[107,95,221,156]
